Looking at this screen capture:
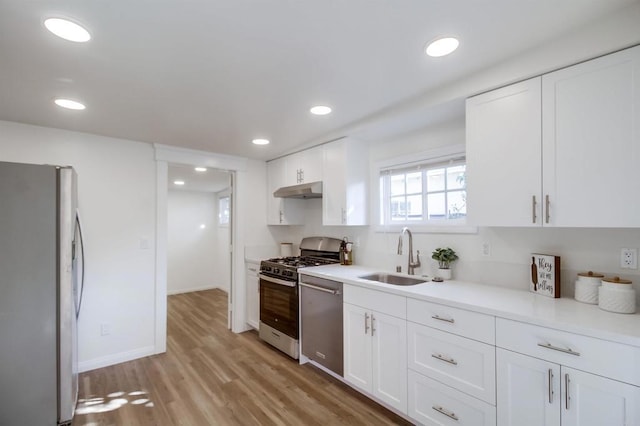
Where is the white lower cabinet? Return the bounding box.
[408,370,496,426]
[245,261,259,330]
[343,291,407,414]
[497,348,640,426]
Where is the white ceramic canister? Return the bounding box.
[280,242,293,257]
[574,271,604,304]
[598,276,636,314]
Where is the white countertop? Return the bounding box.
[300,264,640,348]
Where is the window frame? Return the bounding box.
[373,144,477,234]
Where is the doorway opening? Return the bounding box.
[166,164,232,300]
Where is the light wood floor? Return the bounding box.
[74,289,411,425]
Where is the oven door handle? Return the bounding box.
[258,273,297,287]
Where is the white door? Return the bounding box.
[371,311,407,413]
[542,45,640,227]
[496,348,560,426]
[561,367,640,426]
[466,77,542,227]
[343,303,372,393]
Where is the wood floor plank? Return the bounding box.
[74,289,412,425]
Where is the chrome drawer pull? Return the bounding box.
[537,342,580,356]
[431,315,455,324]
[432,353,458,366]
[432,405,459,421]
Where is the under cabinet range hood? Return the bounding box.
[273,181,322,199]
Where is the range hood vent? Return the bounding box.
[273,181,323,199]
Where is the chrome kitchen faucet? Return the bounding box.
[397,227,421,275]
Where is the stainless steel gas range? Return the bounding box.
[258,237,342,359]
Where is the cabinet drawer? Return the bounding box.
[407,298,495,344]
[408,322,496,404]
[343,285,406,319]
[408,369,496,426]
[496,318,640,386]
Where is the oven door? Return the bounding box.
[259,273,298,339]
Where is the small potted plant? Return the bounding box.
[432,247,458,280]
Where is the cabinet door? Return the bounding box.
[245,263,259,330]
[542,45,640,227]
[466,77,542,227]
[266,157,303,225]
[343,303,372,393]
[322,138,368,225]
[496,348,560,426]
[372,311,407,413]
[561,367,640,426]
[298,146,323,183]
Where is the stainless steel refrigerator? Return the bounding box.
[0,161,85,426]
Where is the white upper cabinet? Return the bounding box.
[467,45,640,227]
[266,157,304,225]
[284,145,323,186]
[466,77,542,227]
[322,138,368,225]
[542,45,640,227]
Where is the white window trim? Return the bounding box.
[371,144,477,234]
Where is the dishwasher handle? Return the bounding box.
[300,281,341,295]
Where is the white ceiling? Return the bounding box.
[0,1,636,161]
[168,164,230,193]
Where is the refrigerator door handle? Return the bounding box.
[75,211,86,318]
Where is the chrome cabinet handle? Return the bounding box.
[432,353,458,365]
[431,315,455,324]
[432,405,459,421]
[545,194,550,224]
[371,314,376,336]
[279,210,283,224]
[537,342,580,356]
[565,373,570,410]
[548,369,554,403]
[532,195,537,224]
[364,313,370,335]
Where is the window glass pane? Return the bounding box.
[390,196,406,221]
[218,196,230,225]
[379,176,385,225]
[447,165,466,190]
[426,168,445,192]
[406,172,422,194]
[390,174,405,196]
[447,190,466,219]
[427,193,445,220]
[406,194,423,220]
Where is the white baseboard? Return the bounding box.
[78,345,156,373]
[167,284,228,295]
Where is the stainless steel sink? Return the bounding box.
[358,273,429,286]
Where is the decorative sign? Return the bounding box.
[530,254,561,298]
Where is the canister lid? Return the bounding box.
[577,271,604,278]
[602,276,632,284]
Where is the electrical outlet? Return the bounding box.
[481,242,491,257]
[100,323,111,336]
[620,248,637,269]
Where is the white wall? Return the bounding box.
[167,190,225,294]
[0,120,157,371]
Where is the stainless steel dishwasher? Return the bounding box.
[300,274,343,376]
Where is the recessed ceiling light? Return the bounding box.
[252,139,270,145]
[200,224,206,229]
[194,167,207,172]
[54,98,86,110]
[310,105,332,115]
[425,37,459,57]
[44,18,91,43]
[173,180,185,186]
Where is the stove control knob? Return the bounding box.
[273,268,280,275]
[284,270,293,277]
